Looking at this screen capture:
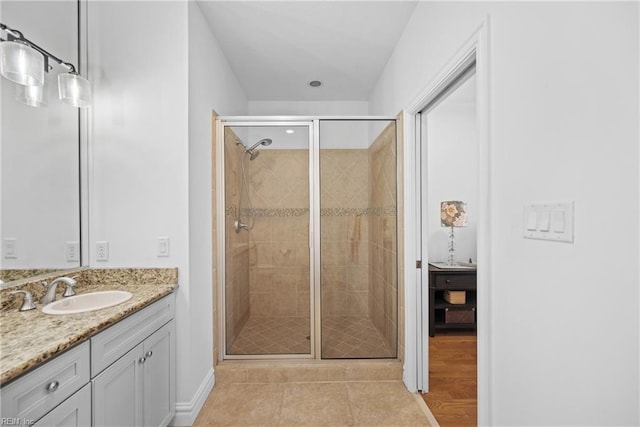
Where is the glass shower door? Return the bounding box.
[223,123,313,357]
[319,119,398,359]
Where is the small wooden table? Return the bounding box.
[428,263,477,337]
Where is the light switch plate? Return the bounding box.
[524,202,574,243]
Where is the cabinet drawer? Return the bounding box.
[433,274,476,289]
[34,382,91,427]
[91,293,174,377]
[0,341,90,422]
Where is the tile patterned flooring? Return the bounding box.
[193,381,435,426]
[227,316,393,359]
[211,316,428,426]
[228,317,311,355]
[321,317,393,359]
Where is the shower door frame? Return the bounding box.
[216,115,398,361]
[217,118,316,360]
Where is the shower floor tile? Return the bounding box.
[228,316,393,358]
[322,317,394,359]
[228,317,311,355]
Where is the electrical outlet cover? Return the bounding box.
[96,241,109,261]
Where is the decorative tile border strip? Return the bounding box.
[225,206,396,217]
[321,206,397,217]
[247,208,310,217]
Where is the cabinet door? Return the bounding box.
[143,321,175,427]
[35,383,91,427]
[92,343,143,427]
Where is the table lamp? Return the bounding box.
[441,201,468,266]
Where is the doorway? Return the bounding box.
[419,68,479,425]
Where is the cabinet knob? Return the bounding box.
[445,279,451,284]
[145,351,153,358]
[139,357,146,364]
[46,381,59,392]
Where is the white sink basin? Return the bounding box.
[42,291,133,315]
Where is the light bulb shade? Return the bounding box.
[58,72,91,107]
[16,83,47,107]
[0,41,45,86]
[441,201,468,227]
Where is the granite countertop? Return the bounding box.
[0,275,178,386]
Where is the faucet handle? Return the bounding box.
[62,280,76,297]
[10,290,37,312]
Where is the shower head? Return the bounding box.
[246,138,272,161]
[247,138,272,152]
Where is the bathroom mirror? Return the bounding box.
[0,1,82,287]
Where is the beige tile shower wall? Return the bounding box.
[320,150,370,319]
[368,123,398,355]
[248,150,310,318]
[224,128,250,349]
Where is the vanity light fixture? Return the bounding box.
[0,39,44,86]
[15,82,47,107]
[58,71,91,108]
[0,22,91,108]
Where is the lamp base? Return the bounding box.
[447,226,455,266]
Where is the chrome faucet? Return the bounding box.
[10,290,37,311]
[40,277,77,305]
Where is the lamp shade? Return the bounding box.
[16,82,47,107]
[0,40,45,86]
[441,201,468,227]
[58,72,91,107]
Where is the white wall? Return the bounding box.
[185,1,248,424]
[371,2,639,425]
[248,100,368,116]
[426,77,477,263]
[88,1,189,268]
[87,1,247,425]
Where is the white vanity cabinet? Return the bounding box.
[91,294,175,427]
[0,292,175,427]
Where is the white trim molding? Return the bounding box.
[402,17,492,426]
[171,368,215,426]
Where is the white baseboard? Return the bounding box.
[170,368,215,426]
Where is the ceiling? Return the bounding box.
[196,1,418,101]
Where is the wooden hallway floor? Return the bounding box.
[422,331,477,426]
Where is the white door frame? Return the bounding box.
[402,19,492,425]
